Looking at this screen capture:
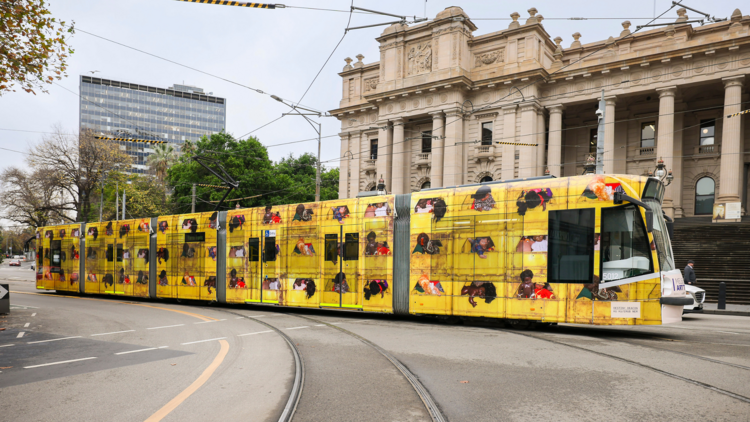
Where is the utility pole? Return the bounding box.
[596,89,606,174]
[99,185,104,222]
[122,190,126,220]
[315,121,321,202]
[115,181,119,221]
[191,183,196,213]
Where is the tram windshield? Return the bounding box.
[644,198,675,272]
[601,205,654,282]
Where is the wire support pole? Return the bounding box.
[191,183,196,213]
[596,89,606,174]
[316,120,322,203]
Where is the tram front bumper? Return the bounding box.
[660,297,695,306]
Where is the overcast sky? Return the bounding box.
[0,0,741,173]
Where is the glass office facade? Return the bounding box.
[79,76,226,174]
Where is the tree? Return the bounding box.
[268,153,339,204]
[146,143,177,181]
[0,166,68,228]
[94,172,172,221]
[0,0,74,95]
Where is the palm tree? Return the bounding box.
[146,143,177,181]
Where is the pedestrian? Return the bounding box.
[684,260,696,285]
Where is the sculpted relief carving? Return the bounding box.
[407,42,432,76]
[474,49,504,68]
[363,77,379,93]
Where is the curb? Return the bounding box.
[703,310,750,317]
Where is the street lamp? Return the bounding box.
[271,95,323,202]
[583,154,596,175]
[653,157,674,186]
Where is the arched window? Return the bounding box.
[480,176,493,183]
[695,177,715,215]
[421,181,431,190]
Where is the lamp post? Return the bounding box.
[653,157,674,186]
[270,95,323,202]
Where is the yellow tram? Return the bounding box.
[35,174,691,325]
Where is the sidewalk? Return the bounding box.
[702,303,750,317]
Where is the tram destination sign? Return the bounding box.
[185,232,206,242]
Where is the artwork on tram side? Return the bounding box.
[581,175,624,201]
[516,188,553,215]
[182,271,196,286]
[470,186,496,212]
[182,218,198,233]
[363,202,392,218]
[461,281,497,307]
[364,279,388,300]
[205,276,216,294]
[87,227,98,240]
[414,197,448,222]
[59,229,66,238]
[331,272,349,293]
[228,214,246,232]
[137,249,149,264]
[228,246,245,258]
[515,270,556,299]
[123,249,131,260]
[412,233,442,254]
[516,235,548,252]
[86,247,97,260]
[71,228,80,238]
[292,204,313,222]
[136,270,148,285]
[331,205,350,224]
[263,276,281,291]
[263,206,282,225]
[103,273,114,288]
[71,245,79,259]
[181,243,197,258]
[158,220,169,234]
[208,212,218,229]
[293,278,316,299]
[156,247,170,264]
[464,237,495,259]
[158,270,168,286]
[45,230,53,239]
[364,231,390,256]
[292,238,315,256]
[326,241,342,265]
[228,269,246,288]
[576,275,621,301]
[105,222,114,236]
[87,273,98,283]
[137,219,150,232]
[58,270,65,282]
[118,268,130,284]
[414,273,444,296]
[208,246,218,261]
[70,272,79,283]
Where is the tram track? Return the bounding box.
[502,328,750,405]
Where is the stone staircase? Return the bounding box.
[671,216,750,305]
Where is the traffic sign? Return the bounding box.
[0,284,9,314]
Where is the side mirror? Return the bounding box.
[613,191,623,204]
[645,209,654,233]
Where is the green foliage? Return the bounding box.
[166,131,339,212]
[0,0,74,95]
[89,172,171,221]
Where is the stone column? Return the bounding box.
[718,76,745,204]
[390,118,406,195]
[603,96,617,174]
[375,121,393,193]
[429,111,445,188]
[672,107,685,218]
[443,108,464,187]
[501,105,517,180]
[518,103,538,178]
[339,133,350,199]
[547,105,564,177]
[536,108,546,176]
[349,131,362,195]
[656,87,677,212]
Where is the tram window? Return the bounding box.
[601,205,653,282]
[106,245,114,262]
[50,241,61,266]
[248,237,260,262]
[116,245,123,262]
[548,209,595,283]
[325,234,338,262]
[264,237,276,262]
[344,233,359,261]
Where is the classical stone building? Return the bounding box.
[330,6,750,219]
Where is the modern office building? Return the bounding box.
[79,76,227,173]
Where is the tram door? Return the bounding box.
[321,226,360,308]
[260,230,282,303]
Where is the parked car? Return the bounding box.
[8,259,21,267]
[13,255,25,262]
[684,284,706,313]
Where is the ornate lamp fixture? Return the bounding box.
[653,157,674,186]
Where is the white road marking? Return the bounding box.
[27,336,81,344]
[314,324,326,326]
[181,337,226,345]
[115,346,169,355]
[0,344,14,347]
[16,332,24,338]
[11,304,38,309]
[286,326,309,330]
[250,315,265,318]
[91,330,136,336]
[716,331,741,335]
[24,323,30,328]
[235,317,244,319]
[31,313,36,317]
[237,330,273,337]
[147,324,185,330]
[194,320,218,324]
[24,357,97,369]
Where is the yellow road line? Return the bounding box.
[144,339,230,422]
[11,291,217,322]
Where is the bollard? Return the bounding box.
[718,282,727,310]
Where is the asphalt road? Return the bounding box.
[2,272,750,422]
